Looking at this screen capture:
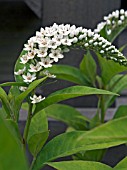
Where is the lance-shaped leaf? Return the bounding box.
[32,117,127,170]
[97,53,127,85]
[0,115,28,170]
[46,64,90,85]
[14,77,47,119]
[47,161,112,170]
[114,157,127,170]
[44,104,90,130]
[113,105,127,119]
[80,51,97,85]
[0,82,26,87]
[0,87,13,118]
[34,85,118,114]
[27,110,49,156]
[105,74,127,109]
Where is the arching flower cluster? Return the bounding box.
[94,9,127,35]
[15,23,127,98]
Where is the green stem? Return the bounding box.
[100,95,105,123]
[30,157,36,170]
[23,102,33,150]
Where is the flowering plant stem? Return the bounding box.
[100,95,106,123]
[23,102,33,151]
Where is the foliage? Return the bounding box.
[1,9,127,170]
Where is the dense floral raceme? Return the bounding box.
[94,9,127,35]
[15,23,127,89]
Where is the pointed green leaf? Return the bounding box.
[105,74,127,109]
[27,110,49,156]
[0,115,28,170]
[44,104,90,130]
[34,85,118,114]
[80,51,97,85]
[113,105,127,119]
[0,82,26,87]
[97,53,127,85]
[114,157,127,170]
[0,87,13,118]
[32,117,127,170]
[46,64,90,85]
[47,161,112,170]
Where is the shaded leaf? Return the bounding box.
[32,117,127,170]
[0,87,13,118]
[44,104,89,130]
[114,157,127,170]
[97,53,127,85]
[0,115,28,170]
[105,74,127,109]
[28,110,49,156]
[34,85,118,114]
[113,105,127,119]
[46,64,90,85]
[47,161,112,170]
[80,51,97,85]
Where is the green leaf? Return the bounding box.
[47,161,112,170]
[88,112,101,129]
[34,85,118,114]
[45,64,91,86]
[73,149,106,162]
[32,117,127,170]
[14,50,27,82]
[6,119,21,142]
[27,110,49,156]
[100,24,127,42]
[113,105,127,119]
[114,157,127,170]
[80,51,97,85]
[105,74,127,109]
[97,53,127,85]
[119,43,127,52]
[15,77,47,119]
[0,87,13,118]
[44,104,90,130]
[0,82,26,87]
[0,115,28,170]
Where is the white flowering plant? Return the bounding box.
[1,9,127,170]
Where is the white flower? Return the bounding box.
[37,48,48,58]
[24,37,35,51]
[27,51,36,59]
[107,29,111,35]
[20,54,29,64]
[19,86,27,92]
[120,15,125,20]
[49,49,64,62]
[43,70,56,78]
[120,9,125,15]
[48,39,60,49]
[61,36,73,46]
[22,73,36,83]
[44,27,57,37]
[29,63,42,72]
[37,38,49,48]
[30,94,45,104]
[14,67,26,75]
[118,20,122,25]
[39,57,53,68]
